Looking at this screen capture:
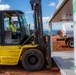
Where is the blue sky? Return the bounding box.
[0,0,62,30]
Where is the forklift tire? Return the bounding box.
[67,39,74,48]
[21,49,44,71]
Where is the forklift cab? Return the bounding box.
[0,10,30,45]
[0,10,38,66]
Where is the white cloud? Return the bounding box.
[30,23,34,29]
[49,2,56,7]
[43,16,50,23]
[43,16,50,30]
[0,4,10,10]
[30,16,50,30]
[26,9,33,14]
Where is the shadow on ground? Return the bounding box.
[0,61,60,75]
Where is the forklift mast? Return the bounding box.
[30,0,52,68]
[30,0,43,44]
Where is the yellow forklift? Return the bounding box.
[0,0,51,71]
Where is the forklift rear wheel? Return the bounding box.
[67,39,74,48]
[21,49,44,71]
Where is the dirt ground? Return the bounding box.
[0,62,60,75]
[0,34,74,75]
[52,35,74,51]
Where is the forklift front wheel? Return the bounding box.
[21,49,44,71]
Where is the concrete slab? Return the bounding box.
[52,51,74,75]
